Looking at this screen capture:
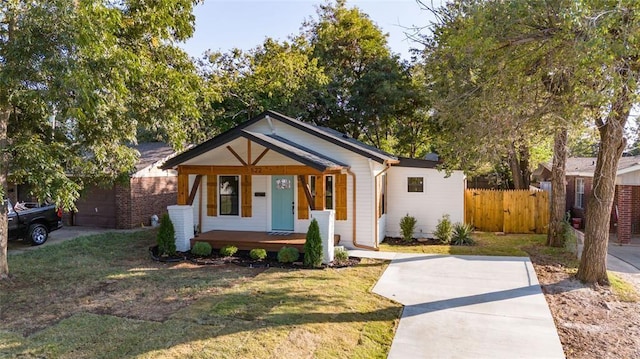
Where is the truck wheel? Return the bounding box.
[29,224,48,246]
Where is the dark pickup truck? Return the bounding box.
[8,199,63,245]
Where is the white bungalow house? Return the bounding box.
[161,110,465,253]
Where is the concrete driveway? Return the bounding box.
[608,243,640,272]
[350,250,565,359]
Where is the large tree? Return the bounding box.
[420,0,640,284]
[421,1,573,191]
[199,36,327,140]
[304,0,420,152]
[0,0,202,279]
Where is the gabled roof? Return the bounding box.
[397,156,439,169]
[133,142,177,172]
[563,156,640,177]
[162,110,398,169]
[241,131,348,172]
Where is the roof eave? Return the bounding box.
[265,110,395,164]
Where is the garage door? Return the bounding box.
[73,185,117,228]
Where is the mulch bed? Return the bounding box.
[382,237,443,246]
[149,246,360,269]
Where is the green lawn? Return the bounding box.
[379,232,548,256]
[0,230,401,358]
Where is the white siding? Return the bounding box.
[247,120,377,248]
[385,167,465,239]
[197,175,270,232]
[182,117,394,248]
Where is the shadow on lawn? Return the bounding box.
[1,232,400,357]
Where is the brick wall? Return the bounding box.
[127,176,177,228]
[632,187,640,234]
[616,185,633,244]
[115,182,132,229]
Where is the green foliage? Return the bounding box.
[0,0,204,276]
[201,36,327,139]
[305,0,422,149]
[434,215,453,244]
[277,246,300,263]
[303,219,323,268]
[219,245,238,257]
[191,242,212,257]
[249,248,267,260]
[451,223,475,246]
[333,247,349,265]
[157,214,176,256]
[399,214,417,242]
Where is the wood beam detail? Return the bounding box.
[299,175,315,211]
[252,148,270,165]
[178,165,322,176]
[226,145,247,166]
[187,174,202,206]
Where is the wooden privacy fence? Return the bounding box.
[464,189,549,234]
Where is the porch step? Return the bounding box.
[190,230,340,253]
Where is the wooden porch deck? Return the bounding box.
[190,230,341,253]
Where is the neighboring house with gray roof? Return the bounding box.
[535,156,640,244]
[161,110,465,250]
[68,142,178,229]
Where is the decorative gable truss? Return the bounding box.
[175,133,350,220]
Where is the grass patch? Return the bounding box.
[608,272,640,302]
[380,232,546,256]
[0,230,399,358]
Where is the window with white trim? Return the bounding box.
[219,175,239,215]
[325,175,334,210]
[408,177,424,192]
[575,178,585,209]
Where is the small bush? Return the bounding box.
[451,222,475,246]
[434,214,453,244]
[334,247,349,265]
[277,246,300,263]
[304,219,323,268]
[219,245,238,257]
[157,213,176,256]
[399,214,417,242]
[191,242,212,257]
[249,248,267,260]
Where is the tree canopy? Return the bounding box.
[419,0,640,284]
[0,0,203,278]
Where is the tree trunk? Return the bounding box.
[0,107,10,279]
[576,88,630,284]
[547,127,568,247]
[508,142,530,189]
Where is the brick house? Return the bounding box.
[536,156,640,244]
[68,142,178,229]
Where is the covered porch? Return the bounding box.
[191,230,341,253]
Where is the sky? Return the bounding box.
[179,0,441,61]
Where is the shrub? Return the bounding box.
[191,242,212,257]
[334,247,349,265]
[304,219,323,268]
[451,222,475,246]
[219,245,238,257]
[399,214,417,242]
[249,248,267,260]
[157,213,176,256]
[434,214,453,244]
[277,246,300,263]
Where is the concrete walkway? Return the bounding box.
[349,250,565,359]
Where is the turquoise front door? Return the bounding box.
[272,176,294,231]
